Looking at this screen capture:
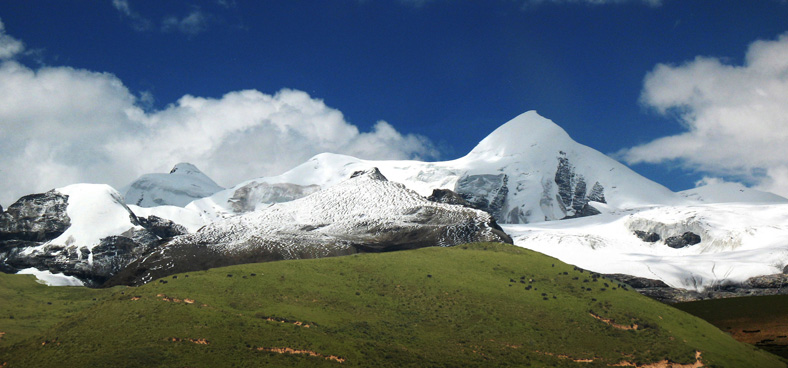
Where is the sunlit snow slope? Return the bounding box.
[504,203,788,291]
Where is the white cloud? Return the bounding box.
[620,32,788,196]
[162,9,209,36]
[0,62,437,206]
[0,19,24,60]
[111,0,153,31]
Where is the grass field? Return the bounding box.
[1,243,784,367]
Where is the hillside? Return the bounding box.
[676,295,788,360]
[1,243,783,367]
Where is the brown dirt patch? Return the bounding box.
[169,337,210,345]
[157,294,199,305]
[535,350,597,363]
[613,351,704,368]
[257,347,345,363]
[262,316,312,328]
[0,332,5,340]
[589,312,639,330]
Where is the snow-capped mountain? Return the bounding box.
[5,110,788,296]
[0,184,186,285]
[123,163,223,207]
[189,111,681,224]
[107,168,511,286]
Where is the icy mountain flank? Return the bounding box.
[189,111,681,224]
[123,163,223,207]
[504,203,788,294]
[108,168,511,286]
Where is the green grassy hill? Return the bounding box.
[1,243,784,367]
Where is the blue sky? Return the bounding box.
[1,0,788,205]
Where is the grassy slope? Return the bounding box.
[0,243,783,367]
[676,295,788,360]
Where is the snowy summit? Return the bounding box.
[123,163,223,207]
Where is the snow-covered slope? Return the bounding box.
[504,203,788,291]
[1,184,163,285]
[123,163,223,207]
[110,169,511,285]
[189,111,682,223]
[41,184,144,251]
[679,182,788,204]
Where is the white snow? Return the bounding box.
[189,111,682,223]
[504,202,788,291]
[679,182,788,204]
[17,267,85,286]
[176,169,500,255]
[123,163,223,208]
[24,184,144,256]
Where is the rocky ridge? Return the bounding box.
[107,168,512,286]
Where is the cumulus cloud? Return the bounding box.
[620,32,788,196]
[162,9,209,35]
[0,61,437,206]
[0,19,24,60]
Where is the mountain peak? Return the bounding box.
[123,163,223,208]
[466,111,573,159]
[349,167,388,181]
[169,163,204,176]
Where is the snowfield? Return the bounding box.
[505,203,788,291]
[16,267,85,286]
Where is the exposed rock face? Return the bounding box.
[228,182,321,213]
[0,191,71,242]
[605,273,788,304]
[454,174,508,220]
[633,230,661,243]
[0,186,166,286]
[137,215,188,239]
[427,189,472,207]
[665,232,702,249]
[552,152,605,220]
[107,169,512,286]
[628,217,706,249]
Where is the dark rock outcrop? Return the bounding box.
[605,273,788,304]
[634,230,661,243]
[0,188,166,286]
[0,191,70,242]
[137,215,188,239]
[427,189,472,207]
[665,232,702,249]
[553,152,605,220]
